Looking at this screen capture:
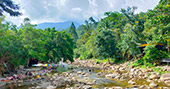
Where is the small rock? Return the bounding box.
[164,80,170,86]
[130,68,136,72]
[105,74,116,79]
[119,67,125,72]
[146,69,153,72]
[146,79,152,82]
[35,86,41,89]
[112,86,123,89]
[18,65,24,69]
[82,85,92,89]
[160,87,169,89]
[18,84,22,87]
[160,73,170,81]
[128,80,135,85]
[46,86,56,89]
[149,82,158,88]
[77,71,82,74]
[131,85,139,89]
[139,85,148,89]
[149,74,160,80]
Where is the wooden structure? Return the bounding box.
[139,43,164,53]
[160,58,170,65]
[139,43,163,47]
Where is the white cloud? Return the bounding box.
[5,0,160,26]
[125,0,160,13]
[71,8,82,12]
[88,0,98,6]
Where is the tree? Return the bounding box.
[118,24,140,60]
[23,17,31,24]
[44,28,74,62]
[68,22,78,42]
[0,0,21,16]
[95,30,116,63]
[145,0,170,43]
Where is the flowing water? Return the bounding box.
[4,64,170,89]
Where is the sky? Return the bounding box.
[5,0,160,25]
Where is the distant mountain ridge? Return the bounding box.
[36,21,80,31]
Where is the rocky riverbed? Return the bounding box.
[3,59,170,89]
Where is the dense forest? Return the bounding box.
[0,0,170,72]
[74,0,170,66]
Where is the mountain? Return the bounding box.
[36,21,80,31]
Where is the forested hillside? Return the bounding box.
[0,17,74,68]
[74,0,170,66]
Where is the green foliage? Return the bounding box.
[0,18,74,67]
[95,30,116,59]
[118,24,141,60]
[94,58,115,64]
[2,0,170,68]
[68,22,78,42]
[132,45,169,68]
[142,45,169,64]
[75,4,169,63]
[153,67,170,75]
[0,0,21,16]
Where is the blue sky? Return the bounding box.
[5,0,160,25]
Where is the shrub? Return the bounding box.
[141,45,169,65]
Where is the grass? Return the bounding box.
[153,67,170,75]
[94,58,170,75]
[94,58,109,63]
[130,60,170,75]
[93,58,127,64]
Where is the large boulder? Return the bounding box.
[160,73,170,81]
[160,73,170,86]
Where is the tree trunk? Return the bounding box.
[108,58,110,64]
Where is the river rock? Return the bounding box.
[139,85,148,89]
[146,69,153,72]
[35,86,41,89]
[128,80,135,85]
[130,68,136,72]
[160,73,170,81]
[65,87,74,89]
[18,84,22,87]
[53,73,58,76]
[164,80,170,86]
[77,71,82,74]
[18,65,24,69]
[111,86,123,89]
[119,67,125,72]
[82,85,92,89]
[149,74,160,80]
[46,85,56,89]
[149,82,158,88]
[105,74,116,79]
[159,87,169,89]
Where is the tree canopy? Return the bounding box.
[0,0,21,16]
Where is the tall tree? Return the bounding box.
[95,30,116,62]
[0,0,21,16]
[68,22,78,42]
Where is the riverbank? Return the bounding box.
[71,59,170,89]
[2,59,170,89]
